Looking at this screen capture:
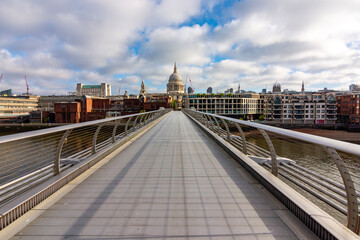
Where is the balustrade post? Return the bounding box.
[124,116,133,136]
[54,129,72,175]
[220,118,231,143]
[211,115,221,136]
[112,120,120,143]
[206,114,215,132]
[324,147,359,233]
[200,114,206,126]
[132,115,140,131]
[144,113,152,125]
[257,128,278,176]
[92,123,104,154]
[138,114,145,128]
[234,123,247,154]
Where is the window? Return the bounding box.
[310,110,313,113]
[274,97,281,104]
[317,110,320,113]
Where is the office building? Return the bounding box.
[184,93,262,119]
[76,83,111,97]
[263,92,337,124]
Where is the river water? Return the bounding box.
[243,131,360,224]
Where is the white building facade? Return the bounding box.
[184,93,262,119]
[76,83,111,97]
[263,92,337,124]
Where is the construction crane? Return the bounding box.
[0,73,3,83]
[25,75,29,95]
[185,75,194,93]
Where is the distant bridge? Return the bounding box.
[0,109,359,239]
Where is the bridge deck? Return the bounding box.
[11,112,309,239]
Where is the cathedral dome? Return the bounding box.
[168,63,183,83]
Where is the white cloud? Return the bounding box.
[141,24,211,65]
[1,0,360,95]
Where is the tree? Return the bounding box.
[202,93,207,98]
[220,93,225,97]
[259,115,265,121]
[211,93,215,97]
[172,100,177,109]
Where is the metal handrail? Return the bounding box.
[0,108,171,231]
[0,108,170,195]
[198,111,360,157]
[184,108,360,234]
[0,111,153,145]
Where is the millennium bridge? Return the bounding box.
[0,109,359,239]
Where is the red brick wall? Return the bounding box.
[54,102,81,123]
[337,94,360,125]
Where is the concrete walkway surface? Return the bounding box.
[10,111,313,240]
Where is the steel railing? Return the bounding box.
[0,108,171,230]
[183,108,360,235]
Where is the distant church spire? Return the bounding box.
[139,80,146,96]
[174,62,177,73]
[301,81,305,94]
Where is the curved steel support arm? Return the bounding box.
[324,147,359,233]
[92,123,104,154]
[124,116,133,136]
[112,120,121,143]
[234,123,247,155]
[54,129,72,175]
[211,115,221,136]
[200,113,207,126]
[220,118,231,143]
[132,115,140,131]
[144,113,152,125]
[205,114,215,132]
[257,128,278,176]
[138,114,145,128]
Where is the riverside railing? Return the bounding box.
[0,108,170,230]
[183,108,360,235]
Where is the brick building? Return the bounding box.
[337,94,360,125]
[54,96,111,123]
[54,102,81,123]
[143,95,171,111]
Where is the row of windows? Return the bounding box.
[270,115,329,119]
[190,104,257,109]
[0,106,36,109]
[189,99,257,104]
[199,110,258,114]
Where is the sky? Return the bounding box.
[0,0,360,96]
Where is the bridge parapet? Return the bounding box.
[0,108,171,230]
[184,108,360,237]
